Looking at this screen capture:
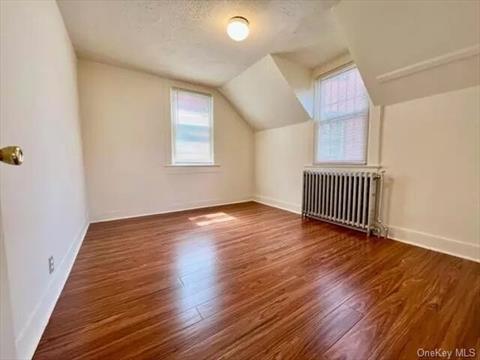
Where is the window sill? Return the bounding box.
[165,163,220,167]
[305,164,381,170]
[164,163,221,174]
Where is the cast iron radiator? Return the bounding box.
[302,169,387,236]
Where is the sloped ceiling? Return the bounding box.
[333,0,480,105]
[57,0,480,129]
[57,0,348,131]
[272,55,314,118]
[57,0,346,87]
[221,55,311,130]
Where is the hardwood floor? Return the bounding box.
[34,202,479,359]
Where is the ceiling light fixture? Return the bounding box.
[227,16,249,42]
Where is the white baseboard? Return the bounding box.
[253,194,479,263]
[253,195,301,215]
[15,221,90,360]
[388,226,479,263]
[91,198,254,223]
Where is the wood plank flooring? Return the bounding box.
[34,202,480,359]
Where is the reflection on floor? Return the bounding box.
[34,202,480,359]
[189,212,236,226]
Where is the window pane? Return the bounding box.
[315,115,367,163]
[319,67,368,121]
[315,67,369,164]
[172,89,213,164]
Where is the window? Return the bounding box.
[171,88,214,165]
[314,66,369,164]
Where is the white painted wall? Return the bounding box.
[78,60,254,222]
[272,55,314,118]
[0,216,16,359]
[382,86,480,261]
[0,1,89,359]
[255,121,313,213]
[221,55,310,130]
[333,0,480,105]
[255,85,480,261]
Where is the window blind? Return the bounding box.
[314,66,369,164]
[171,88,213,164]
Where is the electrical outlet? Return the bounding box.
[48,256,54,274]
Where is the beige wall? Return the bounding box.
[78,60,254,222]
[0,1,89,358]
[255,85,480,261]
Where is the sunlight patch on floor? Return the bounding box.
[189,212,236,226]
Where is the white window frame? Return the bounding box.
[313,64,370,166]
[170,87,214,166]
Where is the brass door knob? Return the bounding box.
[0,146,23,165]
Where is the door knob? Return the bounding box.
[0,146,23,165]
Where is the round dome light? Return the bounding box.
[227,16,249,42]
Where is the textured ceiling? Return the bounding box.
[57,0,347,87]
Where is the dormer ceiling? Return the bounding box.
[57,0,479,130]
[221,55,312,131]
[57,0,347,87]
[333,0,480,105]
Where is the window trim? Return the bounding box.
[170,87,214,166]
[313,64,370,166]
